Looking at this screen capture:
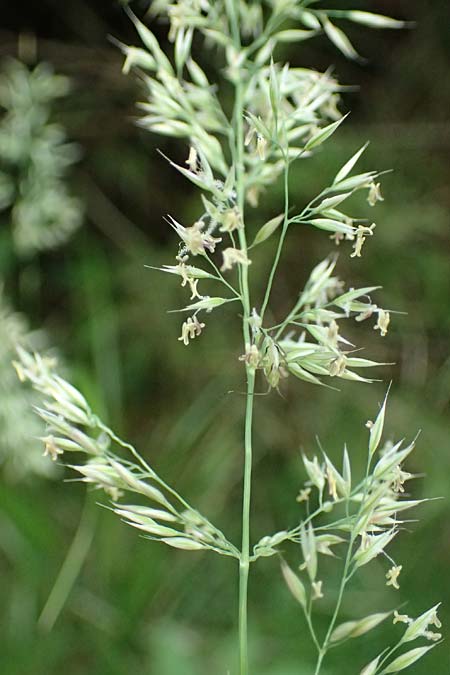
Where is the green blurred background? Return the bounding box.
[0,1,449,673]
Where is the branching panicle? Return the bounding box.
[15,348,238,559]
[15,3,441,675]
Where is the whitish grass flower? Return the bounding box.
[42,436,64,462]
[391,466,413,493]
[185,145,198,172]
[178,315,205,345]
[394,611,411,625]
[219,207,243,233]
[256,134,268,160]
[329,354,347,377]
[239,344,260,370]
[375,309,391,336]
[368,181,384,206]
[386,565,402,590]
[350,223,376,258]
[187,278,201,299]
[169,216,222,256]
[312,581,324,600]
[296,488,311,503]
[221,247,251,271]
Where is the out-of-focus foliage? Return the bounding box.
[0,58,81,481]
[0,59,82,256]
[0,289,52,480]
[0,1,449,674]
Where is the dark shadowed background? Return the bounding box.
[0,1,449,674]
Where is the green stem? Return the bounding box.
[239,368,255,675]
[314,459,373,674]
[225,2,256,672]
[305,606,321,654]
[314,652,325,675]
[312,549,352,675]
[235,69,254,675]
[320,540,354,651]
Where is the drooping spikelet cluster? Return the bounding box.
[15,347,238,558]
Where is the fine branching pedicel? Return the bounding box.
[16,3,442,674]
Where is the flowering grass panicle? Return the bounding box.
[16,3,441,674]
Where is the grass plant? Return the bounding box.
[16,3,442,673]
